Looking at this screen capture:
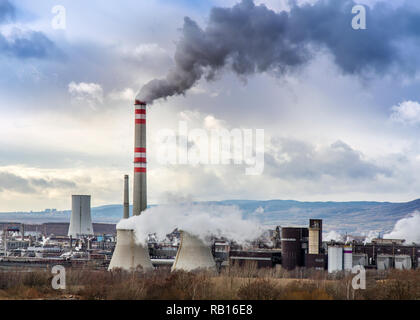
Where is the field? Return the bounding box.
[0,264,419,300]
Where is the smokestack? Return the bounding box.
[68,195,93,238]
[171,231,216,272]
[123,175,129,219]
[108,229,153,271]
[133,100,147,216]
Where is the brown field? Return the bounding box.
[0,263,419,300]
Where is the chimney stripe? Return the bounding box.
[134,163,147,168]
[135,109,146,114]
[134,168,146,173]
[135,119,146,124]
[135,152,146,157]
[135,114,146,120]
[134,157,147,163]
[135,147,146,152]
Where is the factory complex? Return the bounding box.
[1,99,419,274]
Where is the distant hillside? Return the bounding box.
[1,199,419,235]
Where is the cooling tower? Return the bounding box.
[123,175,129,219]
[108,229,153,271]
[171,231,216,272]
[68,195,93,238]
[133,100,147,216]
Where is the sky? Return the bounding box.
[1,0,420,211]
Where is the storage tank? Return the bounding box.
[108,229,153,271]
[281,227,306,270]
[352,253,368,267]
[343,245,353,271]
[377,254,393,270]
[328,246,343,273]
[394,255,412,270]
[171,231,216,272]
[68,195,93,238]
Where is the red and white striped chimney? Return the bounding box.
[133,99,147,216]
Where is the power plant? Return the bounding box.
[1,102,420,276]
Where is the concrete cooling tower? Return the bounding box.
[171,231,216,272]
[68,195,93,238]
[108,229,153,271]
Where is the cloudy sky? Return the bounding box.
[1,0,420,211]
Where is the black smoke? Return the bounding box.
[138,0,420,103]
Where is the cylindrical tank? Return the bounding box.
[377,254,393,270]
[343,245,353,271]
[281,227,305,270]
[171,231,216,272]
[108,229,153,271]
[133,100,147,216]
[352,253,368,267]
[394,255,412,270]
[328,246,343,273]
[68,195,93,238]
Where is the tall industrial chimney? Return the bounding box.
[123,175,129,219]
[133,100,147,216]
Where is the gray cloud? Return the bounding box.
[138,0,420,103]
[0,1,60,59]
[265,138,391,180]
[0,31,59,59]
[0,0,14,23]
[0,172,76,194]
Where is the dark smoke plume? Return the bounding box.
[138,0,420,103]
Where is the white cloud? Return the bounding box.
[390,100,420,125]
[108,87,135,102]
[68,81,104,107]
[323,230,343,242]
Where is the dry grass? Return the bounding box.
[0,265,419,300]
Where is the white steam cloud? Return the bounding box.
[117,203,263,245]
[323,230,343,242]
[384,211,420,244]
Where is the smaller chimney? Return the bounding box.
[123,175,129,219]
